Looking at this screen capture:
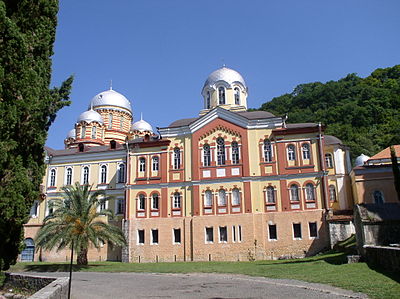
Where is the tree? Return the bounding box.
[35,183,127,265]
[0,0,73,270]
[390,146,400,202]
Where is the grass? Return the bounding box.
[9,251,400,299]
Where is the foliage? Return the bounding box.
[0,0,73,270]
[258,65,400,159]
[390,146,400,201]
[35,183,127,265]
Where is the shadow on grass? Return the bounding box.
[366,263,400,284]
[23,264,102,272]
[256,252,348,266]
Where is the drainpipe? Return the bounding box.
[318,123,329,211]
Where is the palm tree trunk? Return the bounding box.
[77,247,88,265]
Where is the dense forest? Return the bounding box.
[258,65,400,160]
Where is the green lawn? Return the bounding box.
[9,252,400,299]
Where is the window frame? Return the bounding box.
[151,229,159,245]
[329,185,337,202]
[204,190,213,207]
[216,137,226,166]
[82,166,90,185]
[100,164,107,184]
[287,144,296,161]
[173,228,181,244]
[137,229,145,245]
[49,168,56,187]
[139,157,146,172]
[173,148,181,170]
[325,153,333,168]
[231,141,240,164]
[305,183,316,202]
[205,227,214,243]
[293,223,302,240]
[218,189,226,206]
[234,87,240,105]
[268,224,277,241]
[266,186,275,204]
[302,143,310,160]
[152,156,159,171]
[231,188,241,206]
[308,222,318,239]
[65,167,73,186]
[289,184,300,202]
[203,144,211,167]
[117,163,126,183]
[138,194,146,211]
[151,193,159,210]
[173,192,181,209]
[218,86,226,105]
[263,139,273,162]
[219,226,228,243]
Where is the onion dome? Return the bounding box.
[89,88,132,115]
[132,119,153,133]
[66,128,76,139]
[203,66,247,89]
[77,109,104,124]
[355,154,370,167]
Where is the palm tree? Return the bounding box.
[35,183,127,265]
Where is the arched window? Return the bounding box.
[218,86,225,104]
[152,193,159,210]
[287,145,296,161]
[83,166,89,184]
[139,158,146,172]
[92,126,97,139]
[120,115,124,130]
[264,139,272,162]
[203,144,211,167]
[231,142,240,164]
[302,143,310,160]
[138,194,146,210]
[217,137,226,165]
[373,190,384,204]
[100,165,107,184]
[108,113,113,129]
[234,87,240,105]
[152,156,159,171]
[66,167,72,185]
[266,186,275,203]
[118,163,126,183]
[206,91,211,109]
[290,184,299,202]
[305,183,315,201]
[50,169,56,186]
[173,192,181,209]
[325,153,333,168]
[218,189,226,206]
[81,125,86,138]
[204,190,213,207]
[329,185,337,202]
[232,188,240,206]
[173,148,181,169]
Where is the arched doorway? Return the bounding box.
[21,238,35,262]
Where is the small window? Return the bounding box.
[290,184,299,202]
[152,156,159,171]
[302,143,310,160]
[218,189,226,206]
[293,223,302,239]
[219,226,227,243]
[118,163,126,183]
[91,126,97,139]
[66,167,72,185]
[78,143,85,152]
[108,113,113,129]
[83,166,89,185]
[206,91,211,109]
[47,200,54,216]
[116,199,124,215]
[173,228,181,244]
[81,125,86,138]
[173,148,181,169]
[373,190,384,204]
[205,227,214,243]
[268,224,277,240]
[110,140,117,149]
[234,87,240,105]
[138,229,145,244]
[99,197,106,211]
[30,200,39,217]
[266,186,275,204]
[139,158,146,172]
[325,153,333,168]
[100,165,107,184]
[173,192,181,209]
[49,169,56,187]
[232,188,240,206]
[232,226,237,242]
[329,185,337,202]
[204,190,213,207]
[238,225,242,242]
[120,115,124,130]
[309,222,318,238]
[216,138,226,165]
[264,139,272,162]
[152,193,159,210]
[305,183,315,201]
[218,87,225,104]
[138,194,146,210]
[151,229,159,244]
[287,145,296,161]
[203,144,211,167]
[231,142,240,164]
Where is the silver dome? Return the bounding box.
[66,128,76,139]
[203,66,247,89]
[132,119,153,133]
[89,89,132,115]
[77,109,104,124]
[355,154,370,167]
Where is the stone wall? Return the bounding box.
[328,221,355,248]
[5,273,69,299]
[364,245,400,272]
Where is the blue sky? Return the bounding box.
[48,0,400,149]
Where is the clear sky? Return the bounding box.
[48,0,400,149]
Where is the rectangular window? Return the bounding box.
[219,226,227,243]
[30,200,39,217]
[138,229,145,244]
[268,224,277,240]
[151,229,159,244]
[309,222,318,238]
[116,199,124,215]
[238,225,242,242]
[293,223,302,239]
[173,228,181,244]
[232,226,236,242]
[205,227,213,243]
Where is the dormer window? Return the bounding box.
[234,87,240,105]
[206,91,211,109]
[218,87,225,105]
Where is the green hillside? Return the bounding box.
[258,65,400,159]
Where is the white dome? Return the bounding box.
[89,89,132,115]
[66,128,76,139]
[355,154,370,167]
[77,109,104,124]
[132,119,153,133]
[203,66,247,89]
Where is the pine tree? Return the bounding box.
[0,0,73,270]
